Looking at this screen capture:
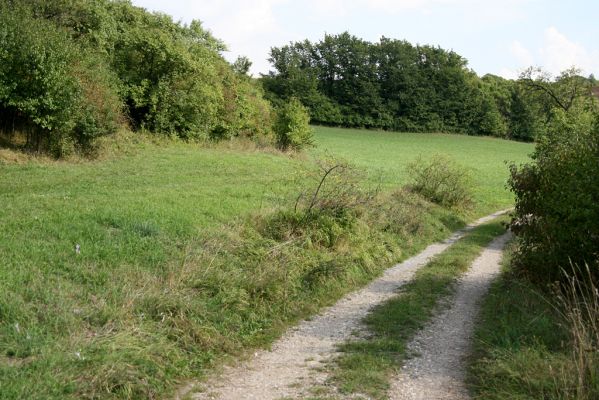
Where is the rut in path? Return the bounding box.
[390,231,511,400]
[178,210,510,400]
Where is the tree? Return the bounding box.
[519,67,595,114]
[263,33,495,134]
[232,56,252,75]
[508,88,539,141]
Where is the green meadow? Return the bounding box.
[313,127,533,214]
[0,128,533,399]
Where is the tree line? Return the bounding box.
[1,2,597,157]
[262,32,597,141]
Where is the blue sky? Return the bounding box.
[132,0,599,79]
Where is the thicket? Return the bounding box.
[0,0,275,156]
[262,33,597,140]
[509,89,599,283]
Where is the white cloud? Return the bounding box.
[500,27,599,79]
[359,0,532,19]
[305,0,349,18]
[498,67,518,80]
[510,40,534,66]
[539,26,598,75]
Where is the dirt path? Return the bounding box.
[182,210,510,400]
[390,231,511,400]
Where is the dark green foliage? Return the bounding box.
[509,111,599,283]
[273,98,313,150]
[407,154,473,209]
[0,0,274,155]
[263,33,505,135]
[508,88,539,141]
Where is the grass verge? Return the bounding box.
[467,244,599,400]
[312,218,508,400]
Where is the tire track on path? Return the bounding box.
[390,231,511,400]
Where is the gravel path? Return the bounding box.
[182,210,510,400]
[390,231,512,400]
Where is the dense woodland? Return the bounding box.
[0,0,273,157]
[262,33,598,140]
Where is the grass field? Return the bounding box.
[0,128,533,399]
[313,127,533,214]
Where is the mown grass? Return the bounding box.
[311,218,507,400]
[0,129,530,399]
[468,245,599,400]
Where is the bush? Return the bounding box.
[406,154,473,209]
[0,4,120,155]
[508,110,599,283]
[1,1,276,156]
[274,98,313,151]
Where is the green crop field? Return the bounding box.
[0,128,533,399]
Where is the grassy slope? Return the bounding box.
[313,127,533,214]
[0,129,532,399]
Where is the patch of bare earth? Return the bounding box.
[178,210,510,400]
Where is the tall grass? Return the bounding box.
[0,153,463,399]
[469,249,599,400]
[0,128,532,398]
[554,265,599,399]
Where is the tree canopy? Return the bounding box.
[262,33,597,140]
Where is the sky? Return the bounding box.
[131,0,599,79]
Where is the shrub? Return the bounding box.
[274,98,313,151]
[0,4,121,155]
[508,110,599,283]
[1,1,276,155]
[406,154,473,209]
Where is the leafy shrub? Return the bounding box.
[1,1,276,156]
[274,98,313,151]
[509,110,599,283]
[406,154,473,209]
[0,4,120,155]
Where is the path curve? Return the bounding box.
[181,210,511,400]
[390,231,512,400]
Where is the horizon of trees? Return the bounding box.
[1,2,598,158]
[261,32,597,141]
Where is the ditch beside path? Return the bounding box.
[180,209,511,400]
[390,231,512,400]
